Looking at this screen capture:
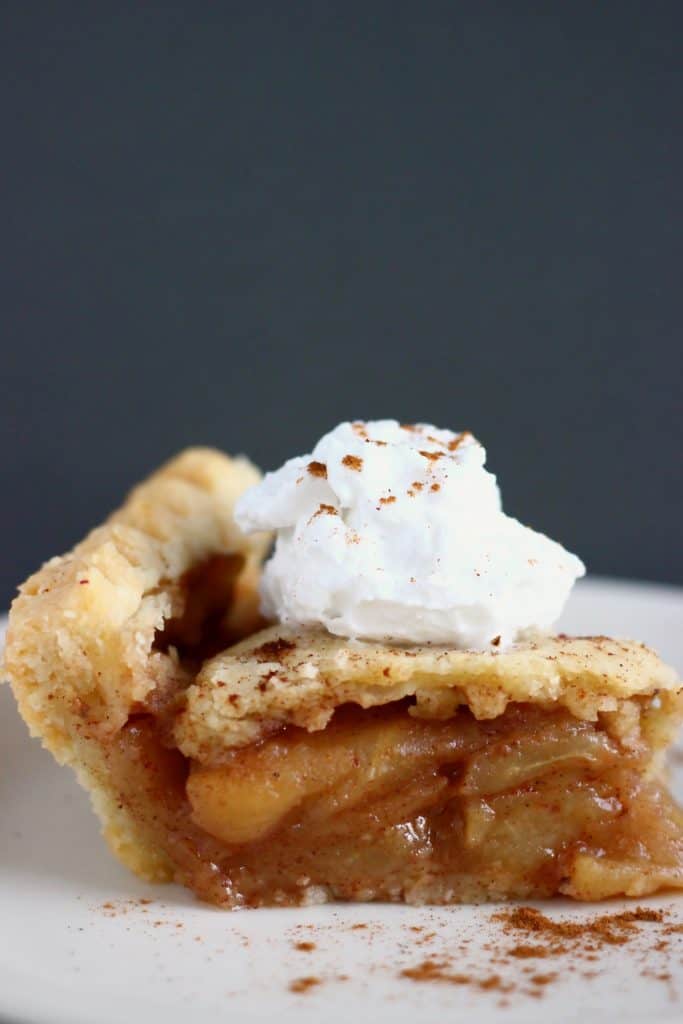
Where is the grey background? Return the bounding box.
[2,2,682,610]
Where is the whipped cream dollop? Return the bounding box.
[235,420,585,650]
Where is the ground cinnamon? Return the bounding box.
[289,976,321,993]
[395,905,681,1002]
[494,905,666,954]
[252,638,296,662]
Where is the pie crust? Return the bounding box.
[3,448,268,881]
[3,448,683,906]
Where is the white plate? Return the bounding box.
[1,577,682,1024]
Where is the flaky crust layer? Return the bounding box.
[176,624,682,760]
[3,447,267,880]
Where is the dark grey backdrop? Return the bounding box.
[2,3,682,609]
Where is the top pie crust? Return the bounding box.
[175,625,682,760]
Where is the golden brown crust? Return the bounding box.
[2,447,268,880]
[175,624,682,760]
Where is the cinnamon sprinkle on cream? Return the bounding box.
[311,503,338,519]
[342,454,363,471]
[307,461,328,479]
[448,430,473,451]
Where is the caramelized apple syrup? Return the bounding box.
[105,700,683,908]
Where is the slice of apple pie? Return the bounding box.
[3,443,683,907]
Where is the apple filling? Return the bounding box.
[107,698,683,907]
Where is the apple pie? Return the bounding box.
[4,448,683,906]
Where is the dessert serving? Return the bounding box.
[3,423,683,907]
